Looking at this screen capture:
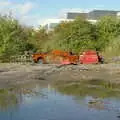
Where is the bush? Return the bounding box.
[104,36,120,57]
[96,16,120,50]
[43,17,97,53]
[0,15,34,59]
[1,15,120,61]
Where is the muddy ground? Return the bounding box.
[0,63,120,88]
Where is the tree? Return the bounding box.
[29,28,50,52]
[0,15,34,59]
[96,16,120,50]
[43,17,97,53]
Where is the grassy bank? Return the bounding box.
[0,15,120,61]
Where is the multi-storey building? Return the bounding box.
[41,10,120,31]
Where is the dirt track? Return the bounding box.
[0,63,120,88]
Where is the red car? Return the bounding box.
[32,50,79,64]
[79,50,103,64]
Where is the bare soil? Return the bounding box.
[0,63,120,88]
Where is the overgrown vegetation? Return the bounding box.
[53,80,120,98]
[0,15,120,61]
[43,18,97,53]
[36,16,120,56]
[0,15,34,61]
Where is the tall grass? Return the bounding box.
[104,36,120,58]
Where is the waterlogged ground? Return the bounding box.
[0,81,120,120]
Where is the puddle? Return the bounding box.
[0,81,120,120]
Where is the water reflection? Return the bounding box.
[0,89,18,111]
[54,80,120,98]
[0,80,120,120]
[54,80,120,112]
[0,82,48,111]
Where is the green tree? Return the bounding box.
[0,15,34,59]
[44,17,97,53]
[30,28,50,52]
[96,16,120,50]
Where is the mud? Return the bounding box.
[0,63,120,88]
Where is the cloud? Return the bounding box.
[15,2,34,15]
[0,0,36,26]
[0,1,11,6]
[20,15,40,27]
[58,8,91,19]
[0,1,11,15]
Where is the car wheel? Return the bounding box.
[38,59,43,64]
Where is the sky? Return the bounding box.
[0,0,120,27]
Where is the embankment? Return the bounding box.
[0,63,120,88]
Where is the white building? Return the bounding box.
[41,18,73,31]
[41,10,120,31]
